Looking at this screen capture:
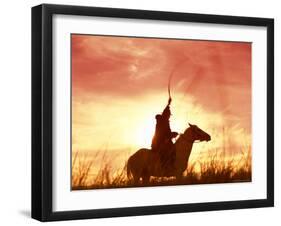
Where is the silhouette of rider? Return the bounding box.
[151,97,178,168]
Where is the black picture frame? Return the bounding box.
[32,3,274,222]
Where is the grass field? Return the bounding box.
[72,146,251,190]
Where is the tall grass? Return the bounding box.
[71,151,93,188]
[72,147,251,190]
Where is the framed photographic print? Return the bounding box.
[31,4,274,221]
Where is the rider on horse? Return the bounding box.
[151,97,178,168]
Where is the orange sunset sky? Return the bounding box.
[71,34,251,155]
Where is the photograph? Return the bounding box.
[71,34,252,190]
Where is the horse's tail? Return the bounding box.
[126,157,133,180]
[126,149,147,179]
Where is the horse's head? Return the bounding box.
[183,123,211,142]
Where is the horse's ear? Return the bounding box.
[188,123,193,127]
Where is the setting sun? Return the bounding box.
[135,119,155,149]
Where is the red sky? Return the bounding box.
[71,34,251,153]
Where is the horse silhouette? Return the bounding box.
[127,123,211,184]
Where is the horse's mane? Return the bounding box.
[175,127,189,145]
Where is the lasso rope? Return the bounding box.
[167,58,190,101]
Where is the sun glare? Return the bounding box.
[134,118,155,149]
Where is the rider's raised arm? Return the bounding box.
[168,97,172,106]
[161,97,172,119]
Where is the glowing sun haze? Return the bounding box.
[72,34,251,154]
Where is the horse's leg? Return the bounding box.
[142,175,150,185]
[132,174,141,185]
[176,171,183,182]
